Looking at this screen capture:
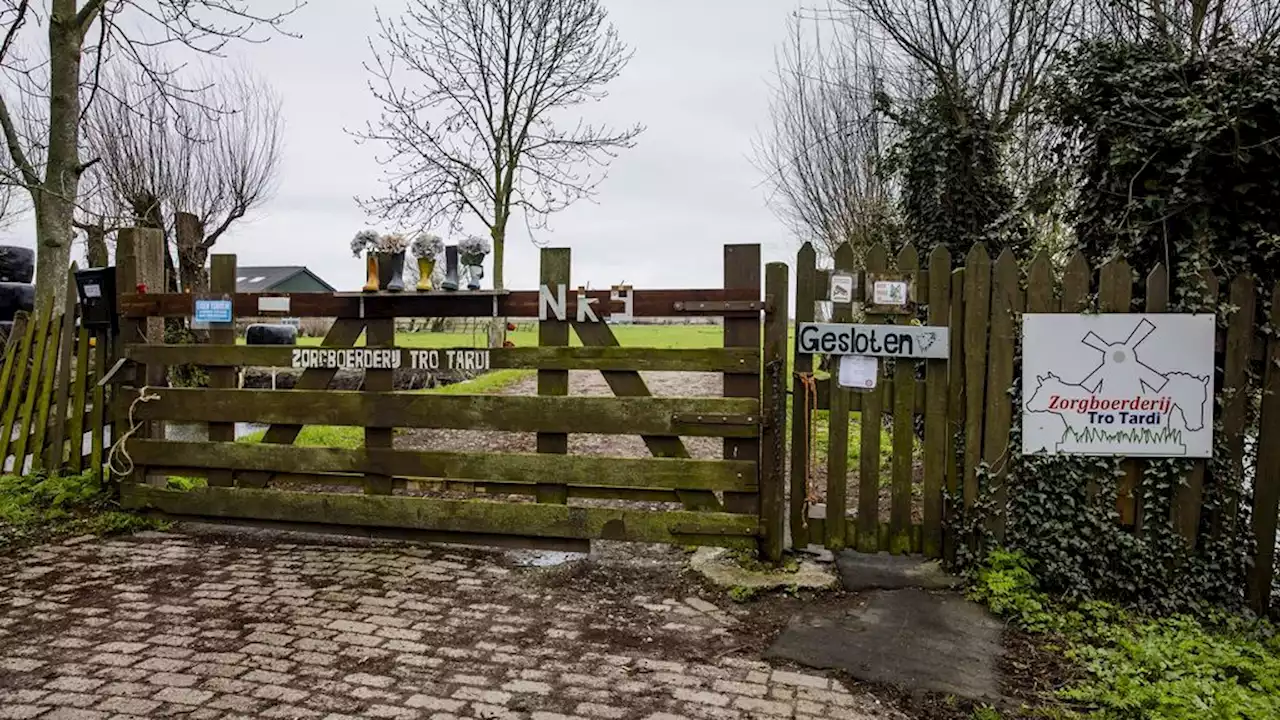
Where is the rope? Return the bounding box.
[106,386,160,480]
[797,372,820,506]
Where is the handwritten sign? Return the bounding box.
[798,322,949,359]
[290,348,491,372]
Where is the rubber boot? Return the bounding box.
[362,253,379,292]
[416,258,435,291]
[384,252,406,292]
[441,246,460,291]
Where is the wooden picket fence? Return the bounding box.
[0,266,112,479]
[792,240,1280,614]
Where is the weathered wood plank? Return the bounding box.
[90,332,108,484]
[923,245,951,559]
[10,303,54,474]
[29,312,64,471]
[813,376,926,414]
[723,244,762,516]
[1218,273,1255,536]
[132,388,761,436]
[120,288,765,320]
[0,312,34,468]
[364,317,395,496]
[121,485,761,549]
[1098,258,1136,525]
[962,245,992,548]
[827,242,855,550]
[1061,251,1091,312]
[1137,263,1170,533]
[125,344,761,373]
[67,328,90,474]
[129,440,757,491]
[208,255,238,488]
[790,242,818,548]
[856,244,889,553]
[944,267,965,565]
[537,248,571,505]
[890,244,918,554]
[982,248,1022,543]
[48,267,79,471]
[1248,281,1280,615]
[761,261,790,562]
[1174,270,1217,547]
[1025,252,1056,313]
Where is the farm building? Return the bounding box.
[235,266,335,293]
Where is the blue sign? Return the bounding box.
[194,299,234,324]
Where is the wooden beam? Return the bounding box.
[131,388,762,437]
[129,440,757,491]
[120,288,764,320]
[125,344,760,374]
[121,485,760,549]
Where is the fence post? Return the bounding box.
[827,242,854,551]
[789,243,816,549]
[364,311,395,495]
[207,255,237,488]
[537,248,570,504]
[723,244,762,516]
[113,227,164,488]
[761,261,789,563]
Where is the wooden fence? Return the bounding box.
[0,266,111,479]
[112,229,790,560]
[792,240,1280,614]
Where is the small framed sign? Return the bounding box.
[864,273,914,315]
[829,272,856,304]
[193,298,233,324]
[873,280,908,306]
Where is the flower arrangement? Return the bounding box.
[412,232,444,260]
[351,229,379,257]
[458,234,491,258]
[377,232,409,254]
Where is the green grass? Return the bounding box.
[970,550,1280,719]
[0,471,167,550]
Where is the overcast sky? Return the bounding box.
[3,0,801,292]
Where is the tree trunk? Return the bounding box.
[176,211,209,294]
[33,1,88,312]
[488,224,507,348]
[85,222,109,266]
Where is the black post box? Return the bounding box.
[74,266,118,333]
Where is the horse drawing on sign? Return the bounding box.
[1024,371,1210,455]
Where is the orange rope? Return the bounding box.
[798,372,819,506]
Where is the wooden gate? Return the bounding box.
[790,242,955,558]
[112,229,789,560]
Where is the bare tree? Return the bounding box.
[754,11,896,260]
[1084,0,1280,51]
[0,0,298,312]
[77,63,282,293]
[357,0,644,291]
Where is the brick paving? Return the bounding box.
[0,532,903,719]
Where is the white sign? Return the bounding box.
[1022,314,1214,457]
[839,354,878,389]
[829,273,855,304]
[258,296,290,313]
[290,348,491,372]
[797,322,949,359]
[872,280,908,306]
[539,284,631,322]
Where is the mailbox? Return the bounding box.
[74,266,117,332]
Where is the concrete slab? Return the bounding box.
[765,588,1006,702]
[836,551,962,591]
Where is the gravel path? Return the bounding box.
[398,371,725,460]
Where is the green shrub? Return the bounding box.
[969,550,1280,719]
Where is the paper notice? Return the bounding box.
[838,354,879,389]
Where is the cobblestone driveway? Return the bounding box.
[0,531,900,720]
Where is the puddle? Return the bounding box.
[506,549,588,567]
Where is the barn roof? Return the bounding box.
[234,266,336,293]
